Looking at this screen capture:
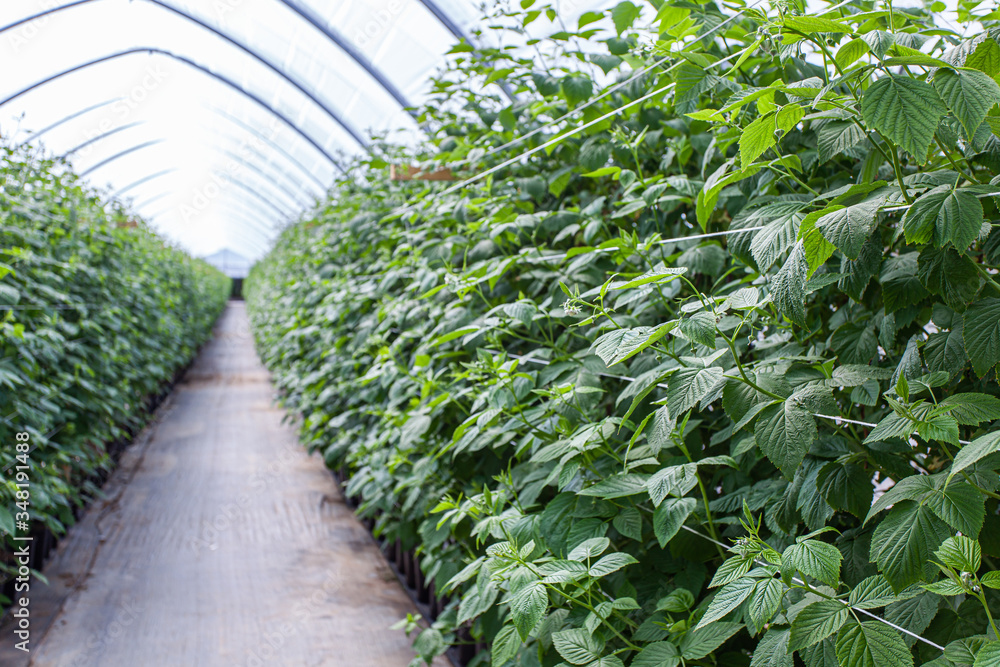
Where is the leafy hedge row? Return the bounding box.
[248,2,1000,666]
[0,146,230,582]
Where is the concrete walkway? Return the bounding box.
[1,303,429,667]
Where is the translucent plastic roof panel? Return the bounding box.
[0,0,615,260]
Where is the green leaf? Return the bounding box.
[667,366,724,416]
[579,473,650,499]
[568,537,610,561]
[741,112,778,165]
[982,571,1000,589]
[610,267,687,290]
[816,198,882,260]
[789,600,850,651]
[835,621,914,667]
[835,39,870,71]
[593,324,672,367]
[647,464,698,506]
[631,642,680,667]
[562,75,593,106]
[679,310,717,347]
[755,396,817,478]
[964,298,1000,376]
[974,642,1000,667]
[680,622,743,660]
[589,552,638,577]
[917,246,981,309]
[924,482,985,536]
[553,628,601,665]
[784,16,853,33]
[492,624,522,666]
[782,540,842,587]
[699,577,757,627]
[610,1,641,35]
[935,535,981,572]
[771,241,809,325]
[509,581,547,640]
[967,39,1000,77]
[653,497,697,547]
[861,74,947,161]
[871,501,951,592]
[950,430,1000,477]
[933,67,1000,138]
[939,393,1000,425]
[748,578,785,629]
[818,462,874,519]
[750,627,793,667]
[848,575,899,609]
[613,507,643,540]
[903,185,984,250]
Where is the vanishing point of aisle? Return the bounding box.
[0,303,434,667]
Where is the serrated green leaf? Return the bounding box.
[653,497,697,547]
[861,74,947,161]
[789,600,850,651]
[783,539,842,587]
[509,581,547,640]
[871,501,951,592]
[964,298,1000,376]
[835,621,914,667]
[903,185,984,250]
[933,67,1000,138]
[755,396,817,478]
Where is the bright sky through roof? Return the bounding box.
[0,0,611,260]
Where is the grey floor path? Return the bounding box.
[1,302,433,667]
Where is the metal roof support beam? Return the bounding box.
[1,0,367,151]
[0,47,344,171]
[60,120,144,159]
[216,148,311,208]
[414,0,516,102]
[206,105,328,193]
[112,167,177,198]
[210,172,295,220]
[274,0,416,116]
[146,0,368,149]
[80,139,164,177]
[16,96,123,147]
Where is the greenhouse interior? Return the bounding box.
[4,0,1000,665]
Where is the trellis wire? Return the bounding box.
[679,525,947,651]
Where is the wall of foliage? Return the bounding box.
[247,1,1000,665]
[0,146,230,584]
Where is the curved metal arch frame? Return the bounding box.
[60,120,144,159]
[3,0,417,120]
[20,101,324,206]
[206,105,328,194]
[415,0,515,102]
[142,198,277,249]
[145,0,368,149]
[209,171,296,220]
[112,167,177,198]
[221,140,318,204]
[215,147,311,208]
[80,138,163,177]
[138,181,285,236]
[273,0,416,116]
[0,47,344,170]
[17,96,123,147]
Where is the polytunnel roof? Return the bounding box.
[0,0,612,261]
